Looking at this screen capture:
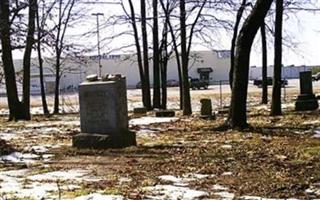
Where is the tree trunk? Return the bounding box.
[36,2,50,116]
[153,0,161,109]
[160,21,168,110]
[22,0,37,120]
[141,0,152,110]
[230,0,247,89]
[159,0,183,110]
[0,0,30,121]
[261,21,268,104]
[127,0,146,109]
[53,53,61,114]
[227,0,273,129]
[271,0,283,116]
[180,0,192,115]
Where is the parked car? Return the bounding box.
[312,72,320,81]
[189,78,209,90]
[253,77,288,87]
[166,79,179,87]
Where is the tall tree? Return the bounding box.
[227,0,273,129]
[229,0,247,89]
[271,0,283,116]
[53,0,76,114]
[261,21,268,104]
[180,0,192,115]
[153,0,161,109]
[159,0,183,110]
[36,0,50,116]
[141,0,152,110]
[0,0,36,120]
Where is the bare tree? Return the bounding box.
[227,0,273,129]
[141,0,152,110]
[52,0,76,114]
[0,0,36,120]
[261,20,268,104]
[229,0,248,89]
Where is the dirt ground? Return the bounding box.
[0,83,319,199]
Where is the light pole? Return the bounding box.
[92,13,104,77]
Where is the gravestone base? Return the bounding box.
[155,110,175,117]
[295,94,319,111]
[133,107,147,115]
[200,114,216,120]
[73,131,136,149]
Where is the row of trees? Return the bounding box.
[0,0,82,120]
[0,0,318,128]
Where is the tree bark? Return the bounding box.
[160,20,168,110]
[127,0,146,109]
[271,0,283,116]
[153,0,161,109]
[261,21,268,104]
[227,0,273,129]
[36,1,50,116]
[159,0,183,110]
[180,0,192,115]
[141,0,152,110]
[22,0,37,120]
[0,0,23,120]
[230,0,247,89]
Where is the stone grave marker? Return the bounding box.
[200,99,215,120]
[295,71,319,111]
[73,75,136,149]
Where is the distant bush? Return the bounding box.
[312,67,320,75]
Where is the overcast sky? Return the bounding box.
[14,1,320,67]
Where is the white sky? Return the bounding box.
[13,1,320,67]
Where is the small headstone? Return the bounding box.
[86,74,98,82]
[200,99,215,120]
[295,71,319,111]
[73,76,136,149]
[133,107,147,115]
[155,110,175,117]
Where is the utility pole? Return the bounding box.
[92,13,104,77]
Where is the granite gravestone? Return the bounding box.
[200,99,215,120]
[73,76,136,149]
[295,71,319,111]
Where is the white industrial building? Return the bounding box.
[249,65,312,80]
[5,51,318,95]
[24,50,231,94]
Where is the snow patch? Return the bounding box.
[28,169,100,182]
[0,132,20,141]
[214,191,235,199]
[313,128,320,138]
[144,185,208,200]
[212,184,228,191]
[129,117,179,126]
[158,173,213,186]
[0,152,39,164]
[75,193,124,200]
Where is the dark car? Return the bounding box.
[253,77,288,87]
[166,79,179,87]
[189,78,209,90]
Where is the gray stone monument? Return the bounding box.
[295,71,319,111]
[73,75,136,149]
[200,98,215,120]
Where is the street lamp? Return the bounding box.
[92,13,104,77]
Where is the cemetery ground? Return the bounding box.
[0,81,320,199]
